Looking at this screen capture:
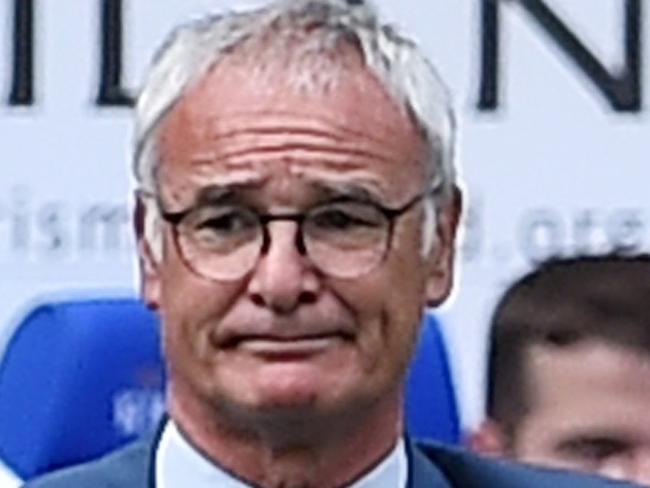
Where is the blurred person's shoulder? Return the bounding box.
[21,439,150,488]
[413,440,639,487]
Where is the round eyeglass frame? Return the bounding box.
[143,188,438,281]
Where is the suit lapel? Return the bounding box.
[145,417,170,488]
[407,440,454,488]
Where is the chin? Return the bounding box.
[221,363,370,416]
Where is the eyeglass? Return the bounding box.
[154,189,435,281]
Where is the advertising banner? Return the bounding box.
[0,0,648,428]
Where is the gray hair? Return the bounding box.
[134,0,457,256]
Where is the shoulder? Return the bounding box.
[412,440,638,488]
[22,439,152,488]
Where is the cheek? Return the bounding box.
[333,252,426,376]
[159,235,243,317]
[384,227,430,324]
[157,253,242,364]
[380,234,431,372]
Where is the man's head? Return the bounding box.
[134,0,458,256]
[132,0,460,481]
[475,255,650,484]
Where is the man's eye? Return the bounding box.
[194,210,256,235]
[560,437,628,461]
[311,206,381,231]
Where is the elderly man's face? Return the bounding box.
[140,53,458,424]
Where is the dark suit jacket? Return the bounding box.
[23,436,637,488]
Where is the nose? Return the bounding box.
[247,221,320,314]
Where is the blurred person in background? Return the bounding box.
[473,254,650,485]
[24,1,639,487]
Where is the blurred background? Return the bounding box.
[0,0,647,443]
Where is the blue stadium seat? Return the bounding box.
[404,312,460,443]
[0,299,458,480]
[0,298,165,480]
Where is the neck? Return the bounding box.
[168,383,403,488]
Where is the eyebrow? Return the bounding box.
[309,181,385,204]
[191,185,252,206]
[554,434,630,455]
[180,181,387,212]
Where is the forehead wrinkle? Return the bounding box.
[156,43,428,207]
[199,144,400,172]
[204,128,403,163]
[177,111,420,178]
[187,166,268,186]
[202,110,412,150]
[157,159,268,204]
[165,156,266,183]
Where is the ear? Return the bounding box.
[425,186,462,307]
[468,419,508,457]
[134,192,162,310]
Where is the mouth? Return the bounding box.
[222,332,353,359]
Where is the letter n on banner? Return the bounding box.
[478,0,642,112]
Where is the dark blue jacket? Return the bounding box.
[23,436,637,488]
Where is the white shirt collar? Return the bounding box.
[156,420,408,488]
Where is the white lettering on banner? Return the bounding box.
[517,208,646,262]
[0,186,131,259]
[112,388,165,437]
[1,188,646,267]
[462,201,649,266]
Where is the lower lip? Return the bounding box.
[235,336,343,358]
